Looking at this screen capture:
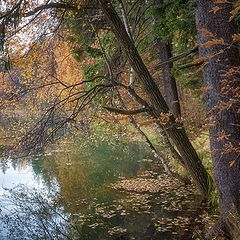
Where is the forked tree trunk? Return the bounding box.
[98,0,212,199]
[195,0,240,215]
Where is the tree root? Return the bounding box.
[204,209,240,240]
[205,216,228,240]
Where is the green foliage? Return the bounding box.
[71,47,85,62]
[86,46,102,58]
[150,0,196,51]
[172,63,203,93]
[183,77,202,91]
[0,54,11,71]
[207,188,219,210]
[83,61,104,83]
[101,33,115,51]
[63,4,104,62]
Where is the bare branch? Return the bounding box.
[24,3,78,17]
[0,0,23,20]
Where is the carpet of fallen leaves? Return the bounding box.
[64,160,216,239]
[107,166,216,239]
[111,171,180,193]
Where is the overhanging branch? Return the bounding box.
[25,3,78,17]
[154,46,199,70]
[176,59,204,70]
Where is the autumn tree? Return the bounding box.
[4,1,240,238]
[195,0,240,237]
[0,0,213,199]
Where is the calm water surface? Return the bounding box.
[0,138,202,239]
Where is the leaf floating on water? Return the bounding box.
[108,226,127,236]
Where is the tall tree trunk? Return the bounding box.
[98,0,212,199]
[152,0,181,118]
[155,41,181,118]
[195,0,240,216]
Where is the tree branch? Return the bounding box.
[154,46,199,70]
[0,0,23,20]
[176,59,204,70]
[104,106,148,115]
[24,3,78,17]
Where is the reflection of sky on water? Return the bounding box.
[0,142,151,239]
[0,141,200,240]
[0,159,52,239]
[0,160,39,238]
[0,160,44,194]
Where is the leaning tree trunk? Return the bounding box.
[195,0,240,218]
[98,0,212,199]
[152,0,181,118]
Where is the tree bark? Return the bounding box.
[98,0,212,199]
[195,0,240,215]
[155,40,181,118]
[152,0,181,118]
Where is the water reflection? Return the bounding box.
[0,158,44,194]
[0,136,204,239]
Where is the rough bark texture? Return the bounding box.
[98,0,212,199]
[195,0,240,214]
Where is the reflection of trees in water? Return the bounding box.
[0,185,132,240]
[0,137,207,240]
[0,138,154,239]
[0,158,8,174]
[0,157,31,174]
[0,186,81,240]
[39,139,150,213]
